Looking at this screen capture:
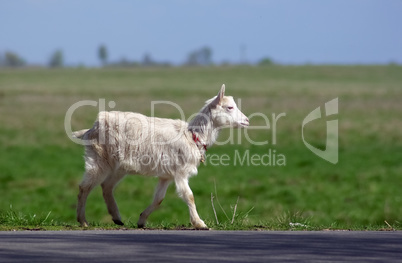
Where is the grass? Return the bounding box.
[0,65,402,231]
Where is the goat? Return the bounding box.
[73,84,249,229]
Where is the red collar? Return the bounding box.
[192,132,207,151]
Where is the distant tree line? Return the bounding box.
[185,46,212,66]
[0,51,26,67]
[0,50,64,68]
[0,45,276,68]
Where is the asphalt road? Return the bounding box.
[0,230,401,262]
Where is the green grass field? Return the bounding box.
[1,65,401,231]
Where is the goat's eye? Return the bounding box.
[227,106,234,110]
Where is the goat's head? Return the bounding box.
[208,84,249,128]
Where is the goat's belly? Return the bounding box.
[118,151,199,177]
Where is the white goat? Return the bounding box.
[73,84,249,229]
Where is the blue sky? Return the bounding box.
[1,0,401,66]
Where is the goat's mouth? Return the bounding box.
[239,122,249,127]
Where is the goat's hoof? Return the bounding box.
[113,219,124,226]
[79,222,89,227]
[193,220,208,230]
[137,214,146,228]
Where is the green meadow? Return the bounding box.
[0,65,401,230]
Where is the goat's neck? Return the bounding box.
[188,107,220,148]
[189,123,219,148]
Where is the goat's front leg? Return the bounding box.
[137,178,172,228]
[175,178,208,229]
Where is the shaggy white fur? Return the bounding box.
[73,84,249,229]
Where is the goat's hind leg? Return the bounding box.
[77,170,109,227]
[101,172,126,226]
[137,178,171,228]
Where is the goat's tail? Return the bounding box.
[72,129,90,139]
[72,128,105,157]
